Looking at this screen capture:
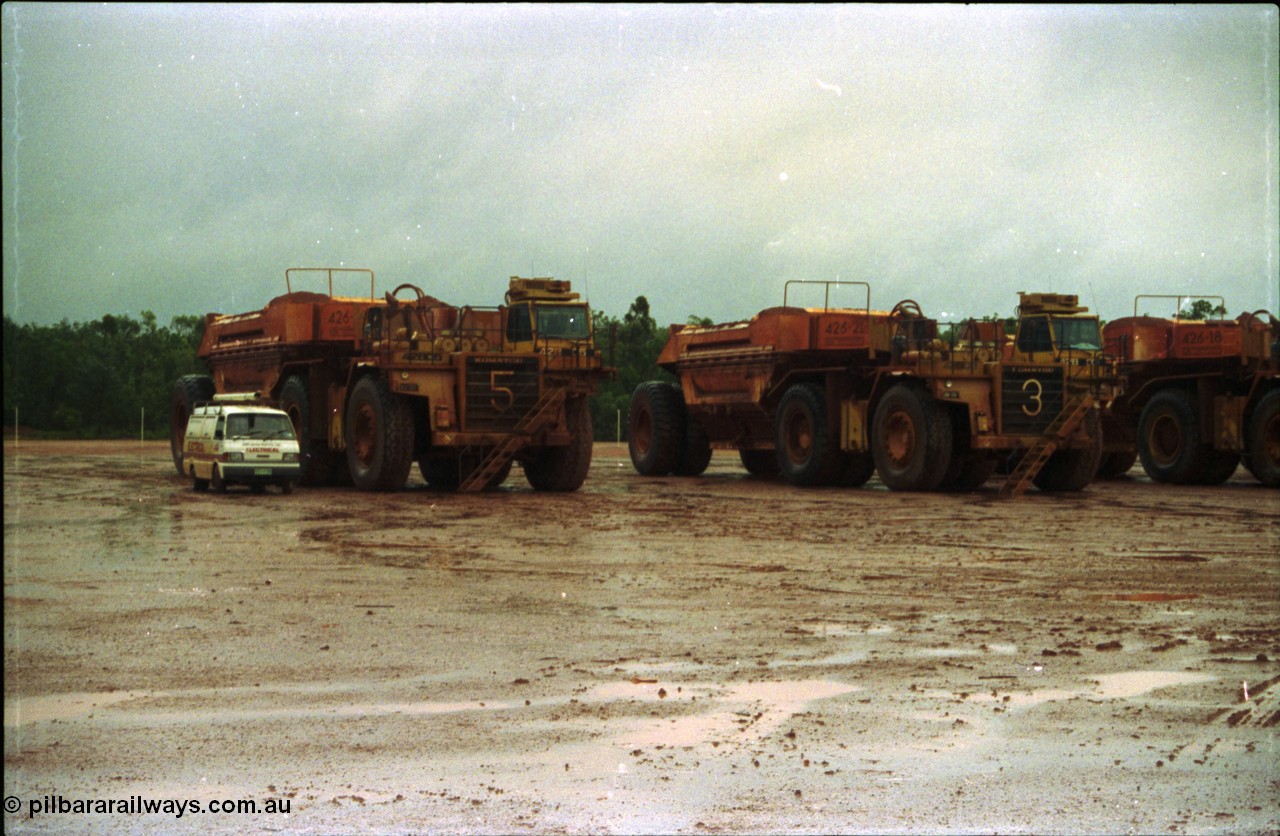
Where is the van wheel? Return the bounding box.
[280,481,294,495]
[192,473,209,492]
[212,467,227,493]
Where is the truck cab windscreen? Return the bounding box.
[1052,319,1103,351]
[536,305,590,340]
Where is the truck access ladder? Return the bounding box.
[458,386,568,492]
[999,394,1095,498]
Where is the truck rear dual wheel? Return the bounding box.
[775,383,845,487]
[280,375,344,487]
[629,382,682,476]
[345,376,414,491]
[170,375,214,475]
[1245,389,1280,486]
[1096,449,1139,479]
[628,382,711,477]
[739,449,781,477]
[1137,389,1231,485]
[871,383,953,491]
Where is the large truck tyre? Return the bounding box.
[1245,389,1280,486]
[871,383,953,491]
[1197,450,1241,486]
[1096,449,1138,479]
[1034,411,1103,492]
[941,453,998,491]
[279,375,337,486]
[775,383,844,487]
[524,396,593,491]
[674,387,713,476]
[170,375,215,474]
[1137,389,1207,484]
[938,408,995,491]
[629,381,684,476]
[422,451,513,491]
[739,449,781,477]
[345,376,414,491]
[838,452,877,487]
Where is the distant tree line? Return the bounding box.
[2,300,689,442]
[4,312,208,438]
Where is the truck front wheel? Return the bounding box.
[1245,389,1280,486]
[871,383,953,491]
[775,383,843,487]
[345,376,414,491]
[524,396,593,492]
[1033,410,1103,492]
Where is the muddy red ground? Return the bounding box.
[3,441,1279,834]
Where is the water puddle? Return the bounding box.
[4,690,151,726]
[609,679,860,750]
[945,669,1217,709]
[1112,592,1199,603]
[1090,670,1215,699]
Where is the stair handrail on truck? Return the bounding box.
[170,268,612,493]
[1100,295,1278,486]
[627,283,1116,496]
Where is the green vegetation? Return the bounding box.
[1178,299,1229,320]
[4,313,208,438]
[589,296,676,441]
[2,299,689,442]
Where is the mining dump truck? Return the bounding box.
[170,268,610,492]
[1100,296,1278,486]
[628,283,1115,496]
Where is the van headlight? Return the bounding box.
[283,453,298,462]
[221,452,244,462]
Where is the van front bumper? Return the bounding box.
[219,464,302,483]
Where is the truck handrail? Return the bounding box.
[1133,294,1226,320]
[783,280,871,312]
[285,267,376,300]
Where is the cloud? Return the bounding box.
[3,4,1276,329]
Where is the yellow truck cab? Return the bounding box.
[181,397,301,493]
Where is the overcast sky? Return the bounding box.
[3,4,1277,328]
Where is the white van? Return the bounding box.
[181,401,301,494]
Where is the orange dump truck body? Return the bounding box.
[174,269,610,494]
[631,285,1113,496]
[1099,302,1278,486]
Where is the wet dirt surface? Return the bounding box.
[4,440,1279,834]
